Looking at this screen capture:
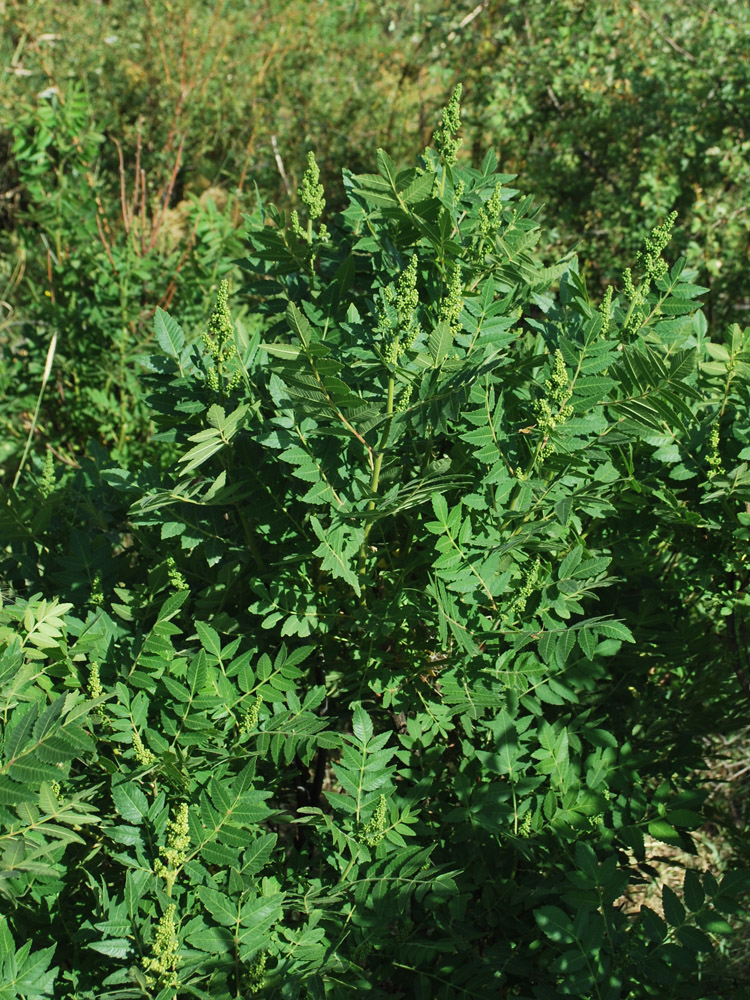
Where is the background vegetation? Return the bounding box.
[1,1,750,997]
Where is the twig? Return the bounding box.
[95,214,118,275]
[147,134,185,252]
[12,332,57,490]
[271,134,293,198]
[545,83,620,190]
[728,610,750,702]
[447,0,489,41]
[113,137,130,233]
[630,1,696,61]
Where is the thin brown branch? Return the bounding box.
[113,138,130,233]
[147,134,185,253]
[270,135,293,199]
[728,610,750,702]
[447,0,489,41]
[95,214,118,276]
[133,118,143,224]
[630,1,696,61]
[140,168,148,257]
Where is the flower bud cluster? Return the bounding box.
[132,730,156,766]
[478,182,503,240]
[637,210,677,284]
[362,793,388,846]
[299,151,325,221]
[203,279,241,393]
[382,256,422,365]
[144,903,180,989]
[241,951,267,995]
[395,383,413,413]
[706,423,724,480]
[434,84,463,166]
[533,350,573,460]
[622,212,678,338]
[166,555,189,592]
[598,285,613,337]
[514,556,541,616]
[240,692,263,734]
[439,264,463,335]
[39,448,56,498]
[154,802,190,893]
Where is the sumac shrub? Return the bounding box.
[1,87,750,1000]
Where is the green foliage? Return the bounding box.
[455,0,750,329]
[4,0,750,477]
[2,87,750,998]
[0,81,247,469]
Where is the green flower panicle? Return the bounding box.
[622,212,678,338]
[143,903,180,989]
[89,571,104,607]
[39,448,56,498]
[532,350,573,461]
[133,730,156,767]
[87,660,106,719]
[205,280,234,354]
[439,263,463,334]
[154,802,190,894]
[166,555,189,592]
[396,255,421,356]
[622,266,636,301]
[240,692,263,734]
[478,181,503,240]
[706,423,724,480]
[299,151,325,222]
[290,208,305,240]
[396,255,419,333]
[519,810,534,838]
[434,84,463,166]
[545,349,571,407]
[637,210,678,284]
[241,951,267,995]
[514,556,541,616]
[87,660,103,701]
[395,383,413,413]
[203,279,239,393]
[362,793,388,846]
